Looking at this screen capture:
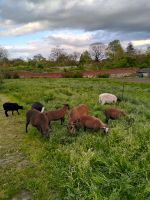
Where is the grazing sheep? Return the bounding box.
[31,102,44,112]
[104,108,134,127]
[67,104,88,134]
[79,115,109,133]
[26,109,50,138]
[45,104,69,125]
[3,102,23,117]
[99,93,120,105]
[105,108,126,123]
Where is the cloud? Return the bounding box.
[0,0,150,58]
[0,0,150,33]
[45,31,93,47]
[0,21,49,36]
[7,31,93,58]
[132,39,150,46]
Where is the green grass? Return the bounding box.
[0,78,150,200]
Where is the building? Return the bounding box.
[137,68,150,78]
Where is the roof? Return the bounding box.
[137,68,150,73]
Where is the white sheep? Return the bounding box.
[99,93,119,105]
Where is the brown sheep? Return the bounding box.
[67,104,88,134]
[45,104,69,125]
[105,108,126,123]
[78,115,109,133]
[26,109,50,138]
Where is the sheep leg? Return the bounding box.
[36,125,43,134]
[84,126,86,132]
[17,110,20,115]
[26,119,30,133]
[61,118,65,125]
[105,118,109,124]
[76,126,80,131]
[48,121,52,129]
[5,110,8,117]
[12,111,14,115]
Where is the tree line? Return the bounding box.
[0,40,150,71]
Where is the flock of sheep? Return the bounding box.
[3,93,129,139]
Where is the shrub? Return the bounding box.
[12,72,20,79]
[96,73,110,78]
[63,72,83,78]
[0,75,4,85]
[37,63,44,69]
[3,71,12,79]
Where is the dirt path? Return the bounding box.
[0,95,24,167]
[17,67,139,78]
[0,94,31,199]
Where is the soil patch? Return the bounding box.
[17,67,139,78]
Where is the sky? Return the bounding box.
[0,0,150,59]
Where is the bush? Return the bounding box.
[12,72,20,79]
[37,63,44,69]
[0,75,4,85]
[96,73,110,78]
[63,72,83,78]
[3,71,12,79]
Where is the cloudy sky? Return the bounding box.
[0,0,150,59]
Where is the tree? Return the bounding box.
[0,46,8,62]
[0,46,9,84]
[144,46,150,66]
[126,42,136,56]
[107,40,124,59]
[50,46,66,61]
[79,50,92,65]
[33,54,46,62]
[67,52,80,65]
[90,42,106,62]
[146,46,150,54]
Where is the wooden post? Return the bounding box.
[122,82,125,100]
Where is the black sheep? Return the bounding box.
[3,102,23,117]
[31,102,44,112]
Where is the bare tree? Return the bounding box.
[90,43,106,62]
[49,46,66,61]
[0,46,9,83]
[0,46,8,62]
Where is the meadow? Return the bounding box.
[0,78,150,200]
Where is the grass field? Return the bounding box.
[0,78,150,200]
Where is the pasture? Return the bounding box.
[0,78,150,200]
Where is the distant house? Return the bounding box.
[137,68,150,78]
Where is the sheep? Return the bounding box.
[104,108,126,123]
[45,104,69,125]
[104,107,134,127]
[31,102,45,112]
[67,104,88,134]
[3,102,23,117]
[99,93,120,105]
[78,115,109,133]
[26,109,50,138]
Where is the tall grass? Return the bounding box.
[0,78,150,199]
